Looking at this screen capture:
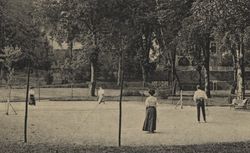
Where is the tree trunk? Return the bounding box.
[140,26,152,87]
[118,48,124,147]
[195,45,202,87]
[24,61,31,143]
[89,61,96,96]
[236,35,245,100]
[7,70,12,102]
[6,68,11,115]
[203,61,210,98]
[141,64,147,87]
[69,41,73,59]
[69,41,74,98]
[71,83,73,98]
[236,49,243,99]
[241,39,245,99]
[0,66,3,84]
[231,53,237,94]
[198,69,202,86]
[203,41,211,98]
[89,30,98,97]
[117,56,122,86]
[38,78,40,102]
[171,50,177,95]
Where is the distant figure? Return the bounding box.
[98,87,105,104]
[29,87,36,106]
[143,89,158,133]
[193,85,208,123]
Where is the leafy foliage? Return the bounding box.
[0,47,22,84]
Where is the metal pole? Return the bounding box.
[118,45,124,147]
[38,78,40,102]
[37,71,40,102]
[24,61,31,143]
[6,97,9,115]
[71,82,73,98]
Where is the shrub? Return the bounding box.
[123,89,142,96]
[157,89,171,99]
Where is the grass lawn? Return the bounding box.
[1,141,250,153]
[1,101,250,152]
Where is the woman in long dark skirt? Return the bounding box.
[143,89,158,133]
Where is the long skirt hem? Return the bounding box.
[142,106,157,132]
[29,95,36,105]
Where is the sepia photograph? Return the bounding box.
[1,0,250,152]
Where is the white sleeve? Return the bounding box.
[145,98,149,106]
[203,92,208,99]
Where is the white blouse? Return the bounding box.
[193,89,208,101]
[29,89,35,95]
[145,96,158,107]
[98,88,104,96]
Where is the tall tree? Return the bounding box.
[177,1,220,97]
[1,0,53,143]
[155,0,194,93]
[211,0,250,99]
[0,47,22,101]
